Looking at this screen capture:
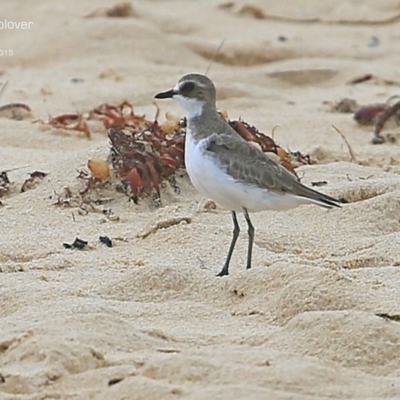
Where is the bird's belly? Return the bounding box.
[185,137,303,212]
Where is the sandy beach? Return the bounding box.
[2,0,400,398]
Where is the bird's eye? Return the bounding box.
[180,82,195,93]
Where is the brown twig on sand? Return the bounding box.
[332,125,357,162]
[0,80,9,97]
[156,348,181,353]
[137,217,192,239]
[311,181,327,187]
[85,2,138,18]
[347,74,374,85]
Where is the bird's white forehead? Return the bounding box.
[174,80,204,92]
[174,81,193,91]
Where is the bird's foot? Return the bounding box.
[216,266,229,277]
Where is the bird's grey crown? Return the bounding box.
[177,73,217,103]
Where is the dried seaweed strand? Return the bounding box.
[332,125,357,162]
[137,217,192,239]
[372,99,400,144]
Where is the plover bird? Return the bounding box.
[155,74,341,276]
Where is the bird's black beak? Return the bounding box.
[154,89,176,99]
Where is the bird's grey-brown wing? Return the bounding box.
[205,133,341,208]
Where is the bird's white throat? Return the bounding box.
[174,94,205,119]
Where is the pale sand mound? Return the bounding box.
[229,0,400,23]
[2,0,400,399]
[270,311,400,375]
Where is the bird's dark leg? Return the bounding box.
[243,208,254,270]
[217,211,240,277]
